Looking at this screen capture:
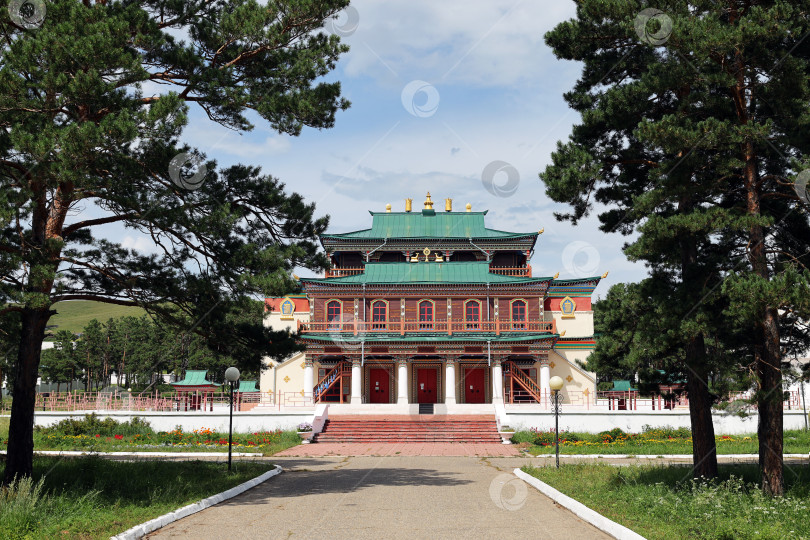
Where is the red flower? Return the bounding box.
[95,434,100,438]
[114,434,123,440]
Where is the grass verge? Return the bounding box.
[1,457,274,539]
[512,426,810,455]
[522,463,810,540]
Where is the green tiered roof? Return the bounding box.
[321,211,536,240]
[237,380,259,393]
[302,261,553,285]
[170,370,220,387]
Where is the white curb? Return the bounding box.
[110,465,282,540]
[528,453,808,459]
[0,450,261,458]
[514,468,646,540]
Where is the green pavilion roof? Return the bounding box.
[301,332,556,343]
[609,380,637,392]
[170,370,220,387]
[302,261,553,285]
[237,380,259,393]
[321,211,537,240]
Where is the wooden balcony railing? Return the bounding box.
[324,267,364,278]
[299,318,556,336]
[488,265,532,277]
[324,265,533,278]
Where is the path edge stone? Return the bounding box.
[110,465,283,540]
[513,468,647,540]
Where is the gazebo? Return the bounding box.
[600,380,638,410]
[170,370,220,411]
[234,380,260,411]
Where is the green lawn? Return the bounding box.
[522,463,810,540]
[46,300,145,337]
[0,457,274,539]
[514,426,810,455]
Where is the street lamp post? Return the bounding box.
[549,376,564,469]
[224,367,240,472]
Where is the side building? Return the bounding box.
[261,194,603,411]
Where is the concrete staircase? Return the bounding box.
[313,415,501,443]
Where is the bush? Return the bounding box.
[38,414,153,437]
[597,427,628,443]
[641,425,691,439]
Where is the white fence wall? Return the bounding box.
[33,410,313,433]
[503,409,809,435]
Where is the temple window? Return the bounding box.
[326,300,342,323]
[372,300,387,329]
[465,300,481,329]
[511,300,527,329]
[418,300,434,329]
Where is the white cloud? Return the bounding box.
[121,235,161,255]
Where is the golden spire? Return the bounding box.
[538,228,544,235]
[405,198,413,212]
[465,203,472,212]
[601,271,609,279]
[553,272,559,279]
[385,203,392,213]
[445,198,452,212]
[424,192,434,209]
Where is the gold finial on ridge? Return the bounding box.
[601,271,609,279]
[465,203,472,212]
[560,330,566,337]
[538,228,544,235]
[385,203,392,212]
[424,192,434,209]
[553,272,559,279]
[445,198,452,212]
[405,198,413,212]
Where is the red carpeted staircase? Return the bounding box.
[313,415,501,443]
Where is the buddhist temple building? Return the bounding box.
[260,194,603,413]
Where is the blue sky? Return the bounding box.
[117,0,649,296]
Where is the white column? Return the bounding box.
[397,359,409,404]
[492,360,504,404]
[350,359,362,404]
[540,362,550,403]
[445,359,456,405]
[304,360,314,404]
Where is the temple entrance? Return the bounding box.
[416,368,437,403]
[464,367,486,403]
[369,368,391,403]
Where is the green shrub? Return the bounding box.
[38,413,153,437]
[598,427,628,442]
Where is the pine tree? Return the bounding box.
[1,0,350,483]
[542,1,810,493]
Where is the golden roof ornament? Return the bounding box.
[405,198,413,212]
[465,203,472,212]
[553,272,560,279]
[560,330,566,337]
[538,228,544,235]
[445,198,452,212]
[385,203,392,213]
[424,192,434,209]
[601,271,609,279]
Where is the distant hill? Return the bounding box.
[47,300,146,337]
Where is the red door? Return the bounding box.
[417,368,437,403]
[369,368,390,403]
[465,368,485,403]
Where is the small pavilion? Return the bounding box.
[235,380,260,411]
[170,370,220,411]
[600,380,638,410]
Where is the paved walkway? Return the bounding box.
[147,456,611,540]
[275,442,521,457]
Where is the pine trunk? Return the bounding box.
[3,308,50,484]
[743,141,784,495]
[680,226,718,478]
